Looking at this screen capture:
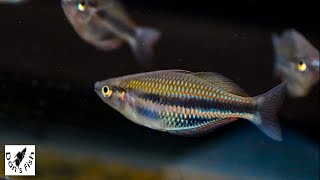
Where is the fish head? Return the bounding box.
[275,56,319,97]
[61,0,99,26]
[94,79,129,112]
[273,29,319,97]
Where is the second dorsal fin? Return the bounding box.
[193,72,248,96]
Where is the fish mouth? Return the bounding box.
[94,81,103,92]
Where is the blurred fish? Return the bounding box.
[272,29,319,97]
[95,70,287,141]
[61,0,161,66]
[0,0,28,4]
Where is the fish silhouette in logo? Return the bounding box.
[13,147,26,167]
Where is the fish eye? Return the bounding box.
[77,1,86,11]
[101,85,112,97]
[297,61,307,72]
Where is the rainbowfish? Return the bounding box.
[0,0,28,4]
[95,70,287,141]
[272,29,319,97]
[61,0,161,66]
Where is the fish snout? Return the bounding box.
[94,81,103,91]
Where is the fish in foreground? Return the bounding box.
[95,70,287,141]
[61,0,161,66]
[272,29,319,97]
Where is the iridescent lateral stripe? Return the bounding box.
[133,96,254,133]
[140,93,254,114]
[125,75,255,107]
[124,74,256,132]
[168,117,237,136]
[126,77,256,112]
[135,102,242,132]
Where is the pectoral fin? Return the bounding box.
[94,38,124,51]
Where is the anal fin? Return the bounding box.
[168,118,238,137]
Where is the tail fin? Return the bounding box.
[130,27,161,66]
[252,81,287,141]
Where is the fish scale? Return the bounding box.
[95,70,287,140]
[120,72,256,132]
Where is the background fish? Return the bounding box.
[0,0,28,4]
[61,0,161,66]
[272,29,319,97]
[95,70,287,141]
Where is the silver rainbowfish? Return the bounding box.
[272,29,319,97]
[61,0,161,66]
[95,70,287,141]
[0,0,28,4]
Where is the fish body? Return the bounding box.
[272,29,319,97]
[0,0,28,4]
[95,70,287,141]
[61,0,161,66]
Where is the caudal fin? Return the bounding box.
[252,81,287,141]
[130,27,161,66]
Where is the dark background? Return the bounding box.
[0,0,319,163]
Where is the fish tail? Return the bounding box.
[131,27,161,66]
[251,81,287,141]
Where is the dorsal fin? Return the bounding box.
[193,72,248,96]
